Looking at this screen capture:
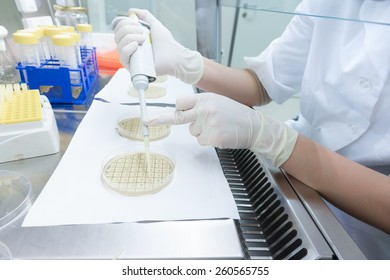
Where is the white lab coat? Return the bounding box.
[245,0,390,168]
[245,0,390,259]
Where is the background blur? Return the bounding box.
[0,0,301,120]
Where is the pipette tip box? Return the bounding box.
[0,83,60,163]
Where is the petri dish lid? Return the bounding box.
[0,170,32,230]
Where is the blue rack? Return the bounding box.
[16,48,99,105]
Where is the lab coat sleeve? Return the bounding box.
[244,0,315,104]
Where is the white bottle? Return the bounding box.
[52,34,82,98]
[54,5,88,27]
[0,26,19,84]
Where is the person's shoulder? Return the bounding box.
[294,0,322,13]
[296,0,361,20]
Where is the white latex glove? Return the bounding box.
[112,8,204,85]
[144,93,298,167]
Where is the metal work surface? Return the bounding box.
[217,149,365,260]
[0,108,244,260]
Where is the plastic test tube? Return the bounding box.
[76,23,93,49]
[43,25,75,60]
[12,32,40,67]
[52,34,82,98]
[62,32,82,66]
[76,24,94,74]
[16,27,46,63]
[12,32,41,84]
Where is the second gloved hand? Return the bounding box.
[144,93,298,167]
[113,9,204,85]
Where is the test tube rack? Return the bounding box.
[16,48,99,105]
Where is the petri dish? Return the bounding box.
[101,146,175,196]
[0,241,11,259]
[129,84,167,99]
[117,115,171,141]
[155,75,168,83]
[0,170,32,230]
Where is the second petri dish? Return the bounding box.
[0,170,32,230]
[155,75,168,83]
[129,84,167,99]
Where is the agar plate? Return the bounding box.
[0,170,32,230]
[117,115,171,141]
[101,146,175,196]
[155,75,168,83]
[0,241,11,259]
[129,84,167,99]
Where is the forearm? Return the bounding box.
[282,135,390,234]
[195,57,270,106]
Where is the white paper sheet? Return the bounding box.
[23,70,239,227]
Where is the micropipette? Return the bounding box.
[112,13,157,170]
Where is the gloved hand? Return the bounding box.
[144,93,298,167]
[112,8,204,85]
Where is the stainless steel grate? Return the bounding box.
[217,148,333,260]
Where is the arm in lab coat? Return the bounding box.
[282,135,390,234]
[195,2,315,107]
[144,91,389,233]
[196,57,271,107]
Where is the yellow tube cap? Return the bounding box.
[62,32,81,43]
[13,32,39,44]
[52,34,75,46]
[76,23,92,33]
